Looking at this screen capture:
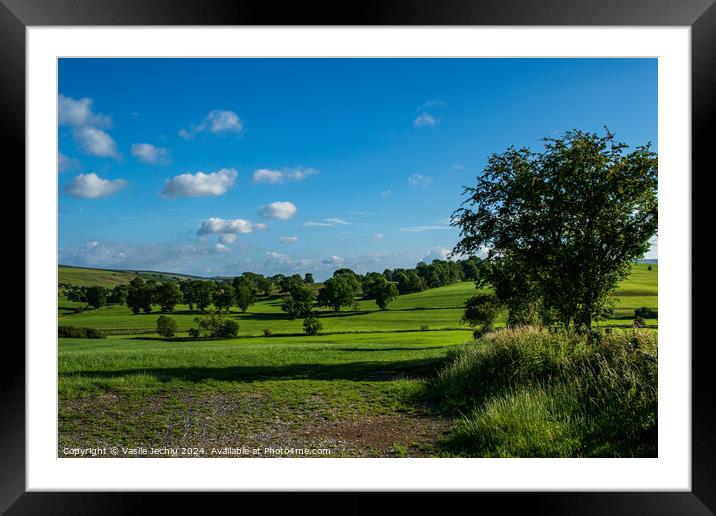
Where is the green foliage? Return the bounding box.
[193,310,239,338]
[232,276,257,312]
[155,281,183,312]
[303,314,323,335]
[375,280,399,311]
[317,273,361,311]
[85,286,107,309]
[156,315,178,338]
[429,327,657,457]
[454,129,658,329]
[126,277,154,314]
[634,306,657,319]
[212,283,235,312]
[58,326,105,339]
[461,292,501,336]
[281,283,317,320]
[304,273,314,284]
[263,328,273,337]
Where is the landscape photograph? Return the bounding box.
[57,58,658,458]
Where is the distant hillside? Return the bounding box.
[58,265,203,288]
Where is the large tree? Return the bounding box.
[281,283,316,320]
[232,276,257,312]
[453,129,658,329]
[317,273,361,312]
[155,281,183,312]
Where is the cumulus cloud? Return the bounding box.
[408,174,433,187]
[179,110,244,139]
[252,167,317,184]
[218,234,237,244]
[59,94,119,158]
[65,173,127,199]
[58,95,111,128]
[196,217,266,236]
[161,168,237,198]
[304,218,351,227]
[644,236,658,259]
[370,233,384,242]
[422,247,452,262]
[258,201,297,220]
[414,112,438,127]
[279,236,299,244]
[131,143,171,165]
[58,153,80,173]
[73,126,120,158]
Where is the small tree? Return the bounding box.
[303,314,323,336]
[156,315,178,338]
[462,292,501,337]
[375,281,399,311]
[232,276,257,312]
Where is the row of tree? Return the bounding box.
[62,256,482,316]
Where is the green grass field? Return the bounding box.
[58,263,657,457]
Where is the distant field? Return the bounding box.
[59,265,200,288]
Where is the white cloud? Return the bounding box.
[380,190,392,197]
[645,236,658,259]
[414,112,438,127]
[58,95,111,128]
[321,255,344,265]
[161,168,237,198]
[73,126,120,158]
[59,240,205,271]
[218,234,237,244]
[370,233,384,242]
[258,201,297,220]
[252,167,317,184]
[210,243,231,254]
[422,247,452,262]
[196,217,266,236]
[58,153,80,173]
[179,110,244,139]
[451,163,464,171]
[418,99,447,111]
[131,143,171,165]
[304,218,351,227]
[65,173,127,199]
[408,174,432,187]
[279,236,299,244]
[400,225,452,233]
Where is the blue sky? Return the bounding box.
[58,58,658,280]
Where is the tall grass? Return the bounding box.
[427,326,657,457]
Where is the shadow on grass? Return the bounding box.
[60,356,449,384]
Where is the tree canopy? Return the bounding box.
[453,129,657,329]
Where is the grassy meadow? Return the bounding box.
[58,263,657,458]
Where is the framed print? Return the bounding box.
[3,0,711,513]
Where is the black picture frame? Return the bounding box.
[3,0,710,513]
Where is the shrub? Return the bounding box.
[420,325,429,331]
[187,328,201,339]
[263,328,273,337]
[634,307,657,319]
[156,315,178,338]
[462,292,501,335]
[633,316,647,328]
[58,326,105,339]
[303,315,323,336]
[219,319,239,338]
[428,326,657,457]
